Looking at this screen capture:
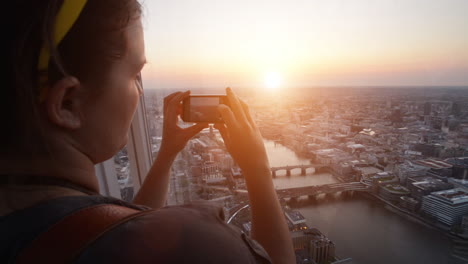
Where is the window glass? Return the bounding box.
[141,1,468,263]
[113,147,134,202]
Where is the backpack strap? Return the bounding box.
[16,203,154,264]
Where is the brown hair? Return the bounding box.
[3,0,142,158]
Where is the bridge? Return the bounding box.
[275,182,370,199]
[228,182,370,200]
[271,164,329,177]
[225,182,370,221]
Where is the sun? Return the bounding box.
[263,72,282,91]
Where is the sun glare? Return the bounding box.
[264,72,282,91]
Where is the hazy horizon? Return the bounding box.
[141,0,468,90]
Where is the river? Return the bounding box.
[264,140,452,264]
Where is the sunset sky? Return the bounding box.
[141,0,468,90]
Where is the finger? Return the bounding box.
[214,123,231,149]
[163,92,182,107]
[182,123,208,139]
[164,91,180,101]
[175,91,191,117]
[170,90,190,105]
[166,91,190,120]
[225,87,248,126]
[177,102,183,116]
[217,104,237,130]
[163,92,182,115]
[239,99,255,128]
[169,90,190,110]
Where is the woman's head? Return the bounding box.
[4,0,145,163]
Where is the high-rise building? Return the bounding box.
[451,102,461,116]
[461,215,468,237]
[408,177,453,201]
[424,102,432,115]
[421,188,468,226]
[286,210,337,264]
[310,236,336,264]
[291,228,336,264]
[451,215,468,264]
[447,157,468,180]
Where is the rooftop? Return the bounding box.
[359,128,376,136]
[356,166,382,176]
[347,144,365,149]
[432,188,468,204]
[446,157,468,168]
[382,184,411,194]
[448,178,468,189]
[412,178,452,191]
[413,159,453,170]
[285,210,307,225]
[370,172,395,182]
[400,196,418,203]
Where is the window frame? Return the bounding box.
[95,98,153,199]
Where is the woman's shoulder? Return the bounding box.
[76,200,272,264]
[0,194,141,263]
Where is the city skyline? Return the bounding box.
[141,0,468,90]
[136,86,468,263]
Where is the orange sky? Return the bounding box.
[141,0,468,90]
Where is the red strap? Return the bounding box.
[16,203,154,264]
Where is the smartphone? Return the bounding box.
[181,95,229,123]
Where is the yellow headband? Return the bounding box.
[38,0,88,102]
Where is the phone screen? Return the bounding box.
[182,96,227,123]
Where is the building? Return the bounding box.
[408,177,453,201]
[286,210,337,264]
[370,172,397,185]
[346,143,365,154]
[309,234,336,264]
[333,162,354,178]
[356,166,383,184]
[311,148,350,165]
[421,188,468,226]
[396,161,428,184]
[400,196,420,212]
[285,210,307,226]
[412,158,452,170]
[446,157,468,180]
[424,102,432,115]
[462,215,468,237]
[291,228,336,264]
[448,178,468,191]
[202,161,226,184]
[379,183,410,203]
[412,158,453,180]
[451,215,468,264]
[413,143,444,158]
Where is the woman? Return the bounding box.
[2,0,295,263]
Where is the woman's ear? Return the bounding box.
[45,76,84,130]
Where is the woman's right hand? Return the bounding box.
[214,88,270,176]
[216,88,296,264]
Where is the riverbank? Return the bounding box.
[264,134,467,242]
[264,139,454,263]
[361,192,449,232]
[331,171,460,237]
[360,191,468,245]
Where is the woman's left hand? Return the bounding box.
[159,91,208,157]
